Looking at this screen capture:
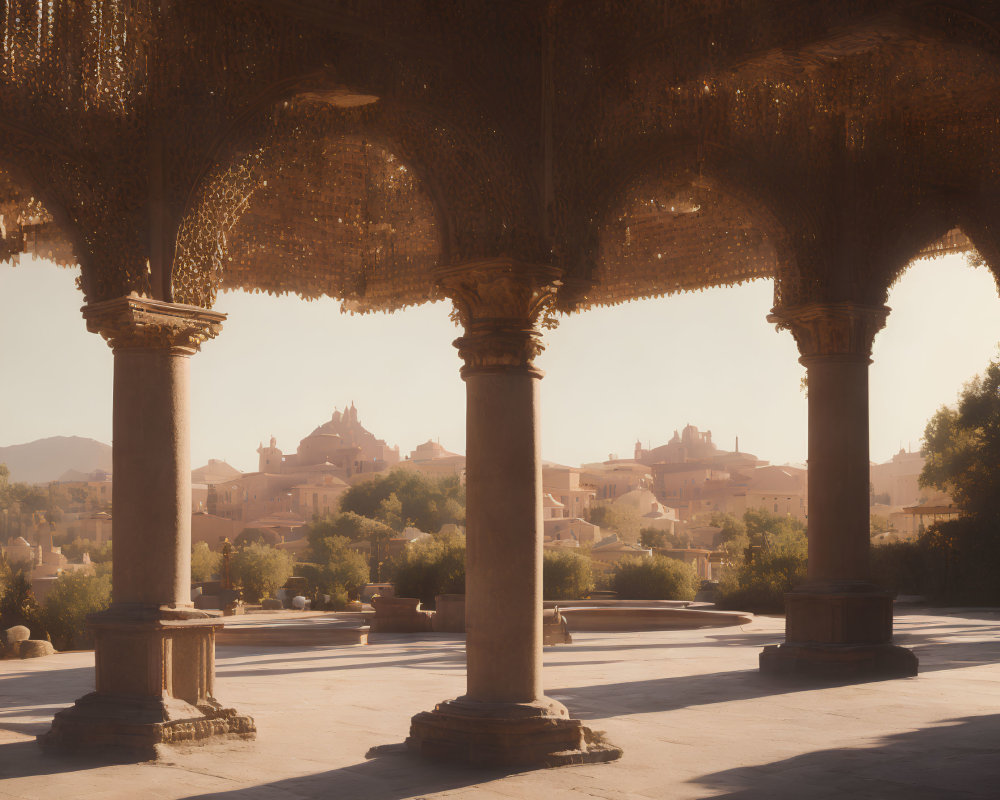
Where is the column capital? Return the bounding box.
[435,259,562,378]
[767,302,890,363]
[82,294,226,355]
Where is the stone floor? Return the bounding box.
[3,609,1000,799]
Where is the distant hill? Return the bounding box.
[0,436,112,484]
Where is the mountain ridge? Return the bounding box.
[0,436,112,484]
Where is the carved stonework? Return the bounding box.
[767,303,890,363]
[82,294,226,356]
[436,260,562,377]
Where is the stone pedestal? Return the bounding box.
[40,296,254,757]
[371,596,433,633]
[432,594,466,633]
[41,610,254,757]
[760,586,917,679]
[761,304,917,680]
[406,261,620,767]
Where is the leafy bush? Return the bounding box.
[611,555,698,600]
[543,549,594,600]
[871,518,1000,606]
[389,531,465,608]
[715,551,807,613]
[191,541,221,582]
[298,535,370,608]
[231,543,294,603]
[41,567,112,650]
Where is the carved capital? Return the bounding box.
[436,259,562,377]
[82,294,226,355]
[767,303,890,363]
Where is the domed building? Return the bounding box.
[257,403,400,477]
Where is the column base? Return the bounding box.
[406,697,622,768]
[38,693,255,759]
[760,585,918,680]
[38,606,255,759]
[759,642,918,680]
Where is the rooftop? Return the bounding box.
[2,610,999,798]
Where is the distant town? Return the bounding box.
[1,404,955,603]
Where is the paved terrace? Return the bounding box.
[2,610,1000,799]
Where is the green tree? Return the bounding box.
[339,469,465,532]
[611,555,698,600]
[709,512,747,544]
[191,541,221,582]
[712,509,807,612]
[640,527,691,550]
[0,552,44,636]
[307,512,396,580]
[389,531,466,608]
[235,527,280,548]
[231,543,294,603]
[299,535,370,608]
[921,359,1000,519]
[41,566,112,650]
[586,502,640,541]
[61,538,113,564]
[543,549,594,600]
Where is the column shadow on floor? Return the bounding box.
[0,739,142,779]
[689,713,1000,799]
[191,746,513,800]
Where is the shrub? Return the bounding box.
[870,518,1000,606]
[191,541,221,582]
[715,551,807,613]
[543,549,594,600]
[41,567,112,650]
[231,543,294,603]
[611,555,698,600]
[0,554,44,637]
[298,536,370,607]
[389,531,465,608]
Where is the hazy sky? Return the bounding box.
[1,253,998,473]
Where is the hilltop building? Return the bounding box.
[257,403,399,478]
[400,439,466,478]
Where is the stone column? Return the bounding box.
[759,302,918,680]
[41,295,255,758]
[406,260,621,767]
